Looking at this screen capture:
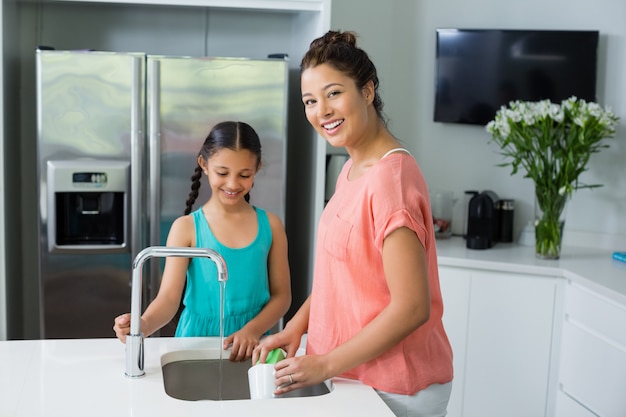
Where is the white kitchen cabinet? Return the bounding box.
[464,270,562,417]
[439,266,563,417]
[439,266,471,417]
[555,281,626,417]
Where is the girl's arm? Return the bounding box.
[242,212,291,335]
[226,212,292,360]
[138,216,194,337]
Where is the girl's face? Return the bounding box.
[301,63,374,148]
[199,148,259,206]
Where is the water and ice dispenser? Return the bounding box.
[47,160,130,252]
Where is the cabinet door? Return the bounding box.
[439,266,471,417]
[558,283,626,417]
[463,271,561,417]
[555,390,599,417]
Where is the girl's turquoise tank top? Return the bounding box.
[175,206,272,337]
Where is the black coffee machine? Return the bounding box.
[466,190,500,249]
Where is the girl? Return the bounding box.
[253,31,453,417]
[114,121,291,362]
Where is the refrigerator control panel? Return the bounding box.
[72,172,109,186]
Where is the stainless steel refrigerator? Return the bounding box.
[36,49,288,339]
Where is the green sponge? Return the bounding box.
[256,348,285,365]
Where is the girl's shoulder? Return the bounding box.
[173,212,197,227]
[166,214,196,246]
[253,206,286,235]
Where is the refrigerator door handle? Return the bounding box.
[147,58,163,310]
[130,56,144,262]
[148,58,161,249]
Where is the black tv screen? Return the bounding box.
[434,29,599,126]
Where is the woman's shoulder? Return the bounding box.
[373,152,422,185]
[368,154,429,209]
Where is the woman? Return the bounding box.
[253,31,453,416]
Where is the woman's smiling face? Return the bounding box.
[301,63,373,149]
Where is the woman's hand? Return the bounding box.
[272,354,329,395]
[252,327,313,395]
[251,326,303,365]
[253,298,310,365]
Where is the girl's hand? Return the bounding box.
[224,329,260,362]
[113,313,131,343]
[113,314,148,343]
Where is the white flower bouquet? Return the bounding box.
[486,96,619,258]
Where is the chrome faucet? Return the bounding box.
[125,246,228,378]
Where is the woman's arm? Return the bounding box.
[273,226,430,390]
[252,295,311,364]
[323,226,430,373]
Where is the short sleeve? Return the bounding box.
[371,157,430,251]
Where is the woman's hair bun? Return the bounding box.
[311,30,358,48]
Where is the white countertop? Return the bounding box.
[435,237,626,304]
[3,238,623,417]
[0,337,395,417]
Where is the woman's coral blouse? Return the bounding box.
[307,153,453,395]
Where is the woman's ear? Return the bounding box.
[363,80,375,104]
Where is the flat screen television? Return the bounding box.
[433,29,599,126]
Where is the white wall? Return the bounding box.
[332,0,626,250]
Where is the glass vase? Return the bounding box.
[534,189,568,260]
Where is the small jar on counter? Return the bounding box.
[498,199,515,243]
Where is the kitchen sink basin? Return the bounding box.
[161,349,332,401]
